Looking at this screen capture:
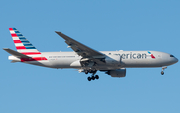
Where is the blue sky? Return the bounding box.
[1,0,180,113]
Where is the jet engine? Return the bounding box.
[106,68,126,77]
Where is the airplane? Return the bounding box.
[3,28,178,81]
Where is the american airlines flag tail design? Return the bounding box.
[9,28,47,62]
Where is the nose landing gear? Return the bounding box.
[161,66,167,75]
[161,71,164,75]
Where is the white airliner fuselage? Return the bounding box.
[4,28,178,81]
[9,51,177,69]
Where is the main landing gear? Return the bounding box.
[161,66,167,75]
[85,69,99,81]
[87,75,99,81]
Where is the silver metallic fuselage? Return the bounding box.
[21,50,178,70]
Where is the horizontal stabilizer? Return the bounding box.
[3,48,30,58]
[11,60,19,63]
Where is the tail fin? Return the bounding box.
[5,28,47,62]
[9,28,41,55]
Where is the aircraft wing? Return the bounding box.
[55,31,105,58]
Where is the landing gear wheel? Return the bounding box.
[85,70,88,74]
[95,75,99,79]
[91,76,95,80]
[87,77,91,81]
[161,71,164,75]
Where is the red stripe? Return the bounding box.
[21,57,47,62]
[11,34,18,37]
[151,54,155,59]
[21,52,41,55]
[14,40,22,43]
[9,28,13,30]
[16,46,26,49]
[42,57,47,60]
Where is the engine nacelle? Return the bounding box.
[106,68,126,77]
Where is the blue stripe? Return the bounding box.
[15,31,20,33]
[20,39,28,41]
[13,28,17,30]
[23,44,33,46]
[21,41,30,43]
[25,47,36,49]
[19,38,26,40]
[16,34,23,36]
[22,42,31,45]
[18,36,25,38]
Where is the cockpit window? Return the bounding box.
[170,55,174,57]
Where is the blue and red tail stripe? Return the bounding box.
[9,28,47,61]
[9,28,38,51]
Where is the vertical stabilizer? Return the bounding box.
[9,28,41,57]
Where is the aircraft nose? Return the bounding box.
[174,57,178,63]
[169,54,178,64]
[172,57,178,64]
